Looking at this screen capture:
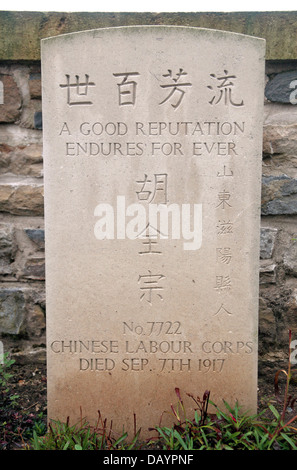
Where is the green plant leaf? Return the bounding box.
[173,429,190,450]
[280,432,297,450]
[268,404,281,420]
[113,431,128,448]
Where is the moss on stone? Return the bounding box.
[0,11,297,61]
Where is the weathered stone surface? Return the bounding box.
[263,103,297,170]
[34,111,42,130]
[260,227,277,259]
[261,175,297,215]
[0,286,45,339]
[263,123,297,157]
[22,257,45,280]
[24,229,45,250]
[11,346,46,365]
[0,178,44,216]
[260,261,277,284]
[0,288,25,334]
[259,287,293,351]
[265,70,297,103]
[29,72,41,99]
[264,102,297,125]
[25,304,45,337]
[258,296,276,350]
[0,222,16,265]
[285,288,297,337]
[0,11,294,60]
[0,143,43,177]
[0,124,42,147]
[284,241,297,276]
[0,143,13,172]
[19,100,42,130]
[0,73,22,122]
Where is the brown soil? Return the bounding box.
[9,363,47,417]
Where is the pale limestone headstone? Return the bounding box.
[41,26,265,439]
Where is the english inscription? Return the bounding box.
[50,321,254,374]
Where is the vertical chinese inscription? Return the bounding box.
[135,173,167,304]
[42,26,265,439]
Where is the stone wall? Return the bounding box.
[0,62,45,363]
[260,62,297,367]
[0,11,297,368]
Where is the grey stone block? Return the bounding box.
[265,70,297,103]
[0,288,25,334]
[261,175,297,215]
[260,227,277,259]
[25,229,45,250]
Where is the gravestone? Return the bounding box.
[41,26,265,439]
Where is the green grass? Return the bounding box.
[31,410,141,451]
[149,390,297,450]
[29,391,297,451]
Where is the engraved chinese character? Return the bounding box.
[159,69,192,109]
[136,222,167,239]
[59,74,95,106]
[217,165,234,177]
[136,174,168,204]
[113,72,140,106]
[217,220,233,235]
[216,190,232,209]
[138,236,162,255]
[214,275,231,292]
[216,248,232,265]
[214,303,233,316]
[136,222,167,246]
[138,270,165,305]
[207,70,244,107]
